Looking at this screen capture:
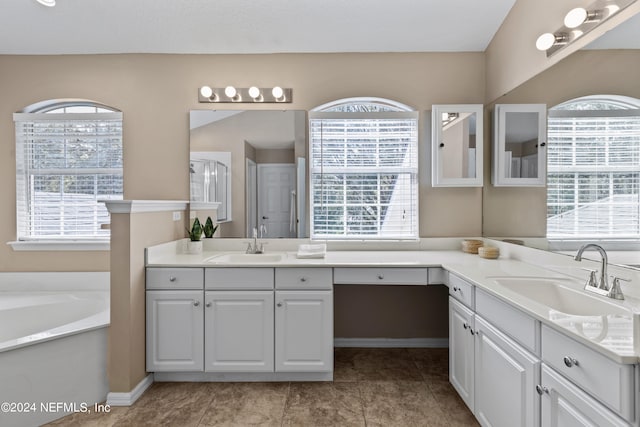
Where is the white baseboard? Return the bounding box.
[106,374,153,406]
[334,338,448,348]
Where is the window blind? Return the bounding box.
[547,111,640,239]
[309,111,419,240]
[14,112,123,240]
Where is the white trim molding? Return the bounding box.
[106,374,153,407]
[8,240,109,251]
[102,200,189,214]
[333,338,449,348]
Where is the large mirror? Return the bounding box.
[189,110,308,238]
[431,104,483,187]
[486,13,640,270]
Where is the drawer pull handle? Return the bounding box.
[535,385,549,395]
[463,323,469,330]
[300,277,307,282]
[469,328,476,336]
[377,274,384,280]
[205,302,212,308]
[169,276,177,282]
[563,356,579,368]
[193,300,200,307]
[453,286,459,292]
[277,302,283,307]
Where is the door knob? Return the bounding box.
[563,356,579,368]
[535,385,549,395]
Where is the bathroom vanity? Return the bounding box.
[145,239,640,426]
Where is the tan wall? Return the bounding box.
[109,210,185,393]
[483,49,640,237]
[255,148,295,164]
[0,52,486,271]
[485,0,640,103]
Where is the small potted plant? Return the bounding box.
[203,216,219,238]
[186,217,203,254]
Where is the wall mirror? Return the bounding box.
[492,104,547,187]
[431,104,483,187]
[189,110,308,238]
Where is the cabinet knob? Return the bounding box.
[193,300,200,307]
[277,302,283,307]
[540,142,546,147]
[439,143,445,148]
[563,356,579,368]
[206,302,212,308]
[453,286,459,292]
[377,274,384,280]
[169,276,177,282]
[535,385,549,395]
[463,323,469,330]
[469,328,476,336]
[300,277,307,282]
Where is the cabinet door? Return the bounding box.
[146,290,204,372]
[492,103,547,187]
[204,291,274,372]
[449,297,475,412]
[275,290,333,372]
[475,316,540,427]
[540,364,628,427]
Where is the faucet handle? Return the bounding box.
[607,276,629,300]
[580,268,598,288]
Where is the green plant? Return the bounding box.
[203,216,218,238]
[187,217,203,241]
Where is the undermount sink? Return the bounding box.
[491,277,630,317]
[205,252,286,264]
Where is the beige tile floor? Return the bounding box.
[47,348,479,427]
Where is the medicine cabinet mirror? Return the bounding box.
[431,104,483,187]
[492,104,547,187]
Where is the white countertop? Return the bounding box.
[146,240,640,364]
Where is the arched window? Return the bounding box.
[309,98,419,240]
[547,95,640,245]
[13,99,123,247]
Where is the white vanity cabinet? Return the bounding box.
[449,297,475,411]
[275,268,333,373]
[204,290,274,372]
[448,273,541,427]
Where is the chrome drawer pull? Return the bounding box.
[169,276,177,282]
[277,302,283,307]
[463,323,469,330]
[452,286,459,292]
[535,385,549,395]
[377,274,384,280]
[205,302,212,308]
[193,300,200,307]
[300,277,307,282]
[563,356,579,368]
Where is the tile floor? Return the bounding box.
[47,348,478,426]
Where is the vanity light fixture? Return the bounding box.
[198,86,292,103]
[535,0,636,57]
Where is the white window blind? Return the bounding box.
[310,109,419,240]
[547,102,640,239]
[14,110,123,240]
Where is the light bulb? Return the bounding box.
[564,8,588,28]
[536,33,556,51]
[605,4,620,15]
[200,86,213,98]
[224,86,237,98]
[248,86,261,99]
[36,0,56,6]
[272,86,284,99]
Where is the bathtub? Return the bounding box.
[0,272,110,427]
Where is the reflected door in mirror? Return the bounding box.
[492,104,547,187]
[432,104,484,187]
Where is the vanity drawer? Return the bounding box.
[542,325,634,421]
[275,268,333,290]
[476,288,539,355]
[333,268,428,285]
[146,267,204,289]
[205,268,274,290]
[448,273,475,309]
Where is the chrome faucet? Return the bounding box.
[574,243,609,291]
[574,243,625,300]
[245,227,264,254]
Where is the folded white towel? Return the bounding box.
[296,243,327,259]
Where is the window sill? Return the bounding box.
[8,240,110,251]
